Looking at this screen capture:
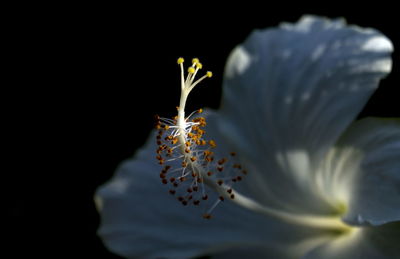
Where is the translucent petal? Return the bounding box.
[95,111,320,258]
[218,15,393,214]
[304,222,400,259]
[316,118,400,226]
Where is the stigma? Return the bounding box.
[155,58,247,219]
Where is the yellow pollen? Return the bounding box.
[192,58,200,64]
[206,71,213,78]
[196,62,203,69]
[209,140,216,148]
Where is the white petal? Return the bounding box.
[319,118,400,226]
[304,222,400,259]
[218,15,393,213]
[95,111,319,258]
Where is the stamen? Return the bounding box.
[155,57,249,219]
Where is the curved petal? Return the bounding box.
[304,222,400,259]
[95,111,321,259]
[316,118,400,226]
[218,15,393,214]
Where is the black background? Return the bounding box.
[7,4,399,258]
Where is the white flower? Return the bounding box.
[95,16,399,258]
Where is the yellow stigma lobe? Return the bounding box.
[177,57,184,64]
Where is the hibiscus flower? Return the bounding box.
[95,15,399,258]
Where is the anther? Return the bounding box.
[204,150,213,156]
[188,67,195,74]
[218,158,227,165]
[233,164,242,169]
[169,190,176,195]
[219,196,224,201]
[206,71,213,78]
[209,140,216,148]
[193,200,200,205]
[203,214,212,219]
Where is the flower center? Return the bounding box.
[156,58,247,219]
